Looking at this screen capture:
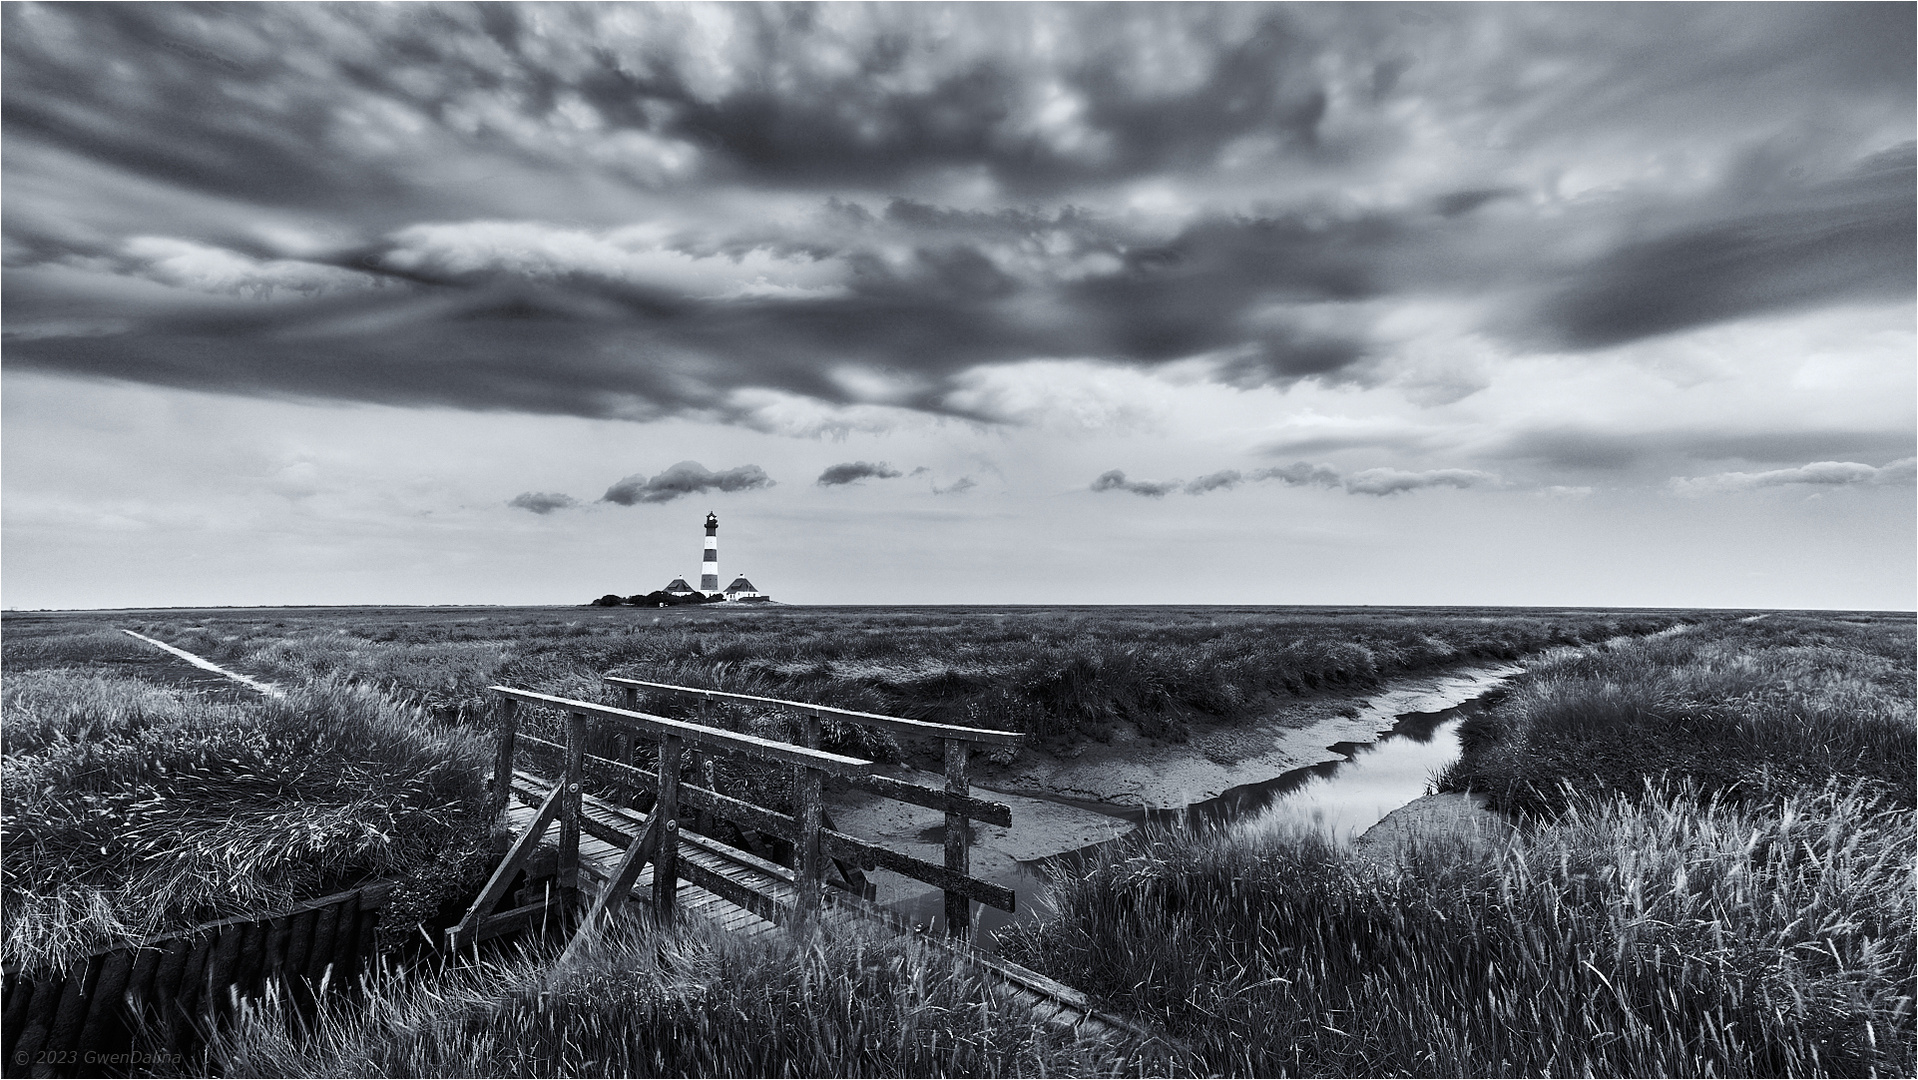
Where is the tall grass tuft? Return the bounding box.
[1441,614,1916,814]
[2,673,493,972]
[1003,780,1915,1078]
[202,915,1158,1078]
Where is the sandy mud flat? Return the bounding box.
[980,661,1520,809]
[826,661,1522,913]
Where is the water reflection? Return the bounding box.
[1229,699,1479,843]
[891,699,1485,945]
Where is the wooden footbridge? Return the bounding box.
[446,677,1148,1047]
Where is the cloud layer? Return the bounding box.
[600,462,773,505]
[3,3,1909,432]
[1091,462,1501,498]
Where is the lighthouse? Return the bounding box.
[700,512,719,594]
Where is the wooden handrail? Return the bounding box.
[490,687,876,776]
[515,765,1017,913]
[496,679,1013,940]
[602,677,1025,746]
[513,740,1017,912]
[844,772,1013,828]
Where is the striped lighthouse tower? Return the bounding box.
[699,512,719,594]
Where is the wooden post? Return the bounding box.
[700,755,718,827]
[653,735,683,920]
[618,687,637,769]
[792,709,825,924]
[794,765,824,926]
[943,738,971,938]
[491,697,519,817]
[691,697,715,836]
[559,712,586,894]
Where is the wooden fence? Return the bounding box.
[1,883,392,1078]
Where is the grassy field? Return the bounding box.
[1003,611,1916,1077]
[1,602,1743,1075]
[5,604,1689,751]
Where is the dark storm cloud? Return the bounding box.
[491,4,1334,196]
[0,202,1392,420]
[508,491,578,515]
[816,461,902,486]
[1254,462,1343,489]
[600,462,773,506]
[0,3,1337,218]
[1339,467,1496,497]
[1090,470,1180,498]
[3,3,1912,423]
[1183,470,1245,495]
[1542,147,1917,348]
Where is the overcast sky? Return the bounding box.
[4,2,1913,611]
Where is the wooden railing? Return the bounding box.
[456,678,1023,947]
[605,677,1021,937]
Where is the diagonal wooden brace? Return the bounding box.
[558,814,660,966]
[448,784,564,952]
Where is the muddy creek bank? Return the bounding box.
[826,662,1520,942]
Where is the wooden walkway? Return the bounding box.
[498,769,1151,1050]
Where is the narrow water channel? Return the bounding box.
[892,697,1487,946]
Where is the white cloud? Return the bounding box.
[1670,457,1917,495]
[120,237,377,298]
[381,221,849,299]
[942,360,1173,432]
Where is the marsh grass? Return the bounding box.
[1002,781,1915,1078]
[20,606,1691,750]
[200,914,1159,1078]
[1005,613,1917,1076]
[2,672,493,972]
[1441,614,1916,814]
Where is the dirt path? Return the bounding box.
[118,630,283,698]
